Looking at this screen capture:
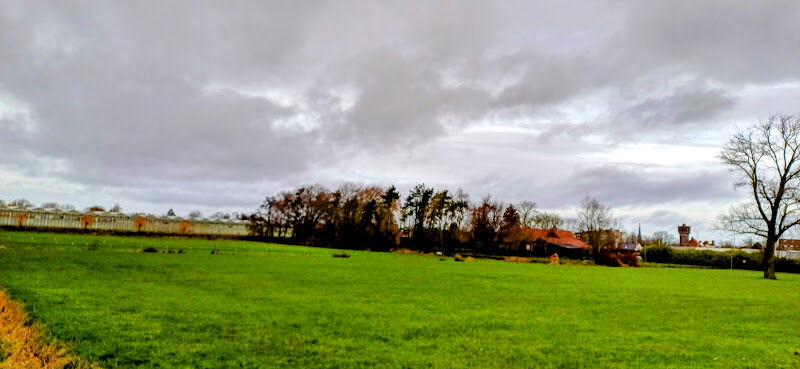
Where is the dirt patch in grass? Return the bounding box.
[504,256,533,263]
[0,291,96,369]
[392,248,424,255]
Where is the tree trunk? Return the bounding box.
[763,237,777,279]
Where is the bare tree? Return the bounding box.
[651,231,675,246]
[516,201,538,228]
[9,199,32,209]
[188,211,202,219]
[41,202,60,210]
[717,115,800,279]
[577,195,612,261]
[533,211,563,229]
[561,216,579,233]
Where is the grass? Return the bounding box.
[0,231,798,368]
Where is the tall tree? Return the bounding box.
[717,115,800,279]
[403,184,434,249]
[471,195,503,252]
[428,190,453,248]
[375,186,401,250]
[500,204,527,251]
[517,201,538,228]
[288,185,330,243]
[577,195,612,262]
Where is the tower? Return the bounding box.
[637,223,643,245]
[678,224,690,246]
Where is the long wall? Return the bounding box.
[0,208,248,236]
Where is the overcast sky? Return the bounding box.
[2,1,799,241]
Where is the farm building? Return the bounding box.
[0,207,248,236]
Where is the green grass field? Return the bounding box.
[0,231,798,368]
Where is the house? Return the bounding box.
[521,228,591,257]
[779,239,800,250]
[620,243,642,252]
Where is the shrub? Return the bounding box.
[641,245,800,273]
[595,250,639,267]
[619,251,640,267]
[776,257,800,273]
[598,252,623,267]
[141,247,158,253]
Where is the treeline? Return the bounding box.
[245,183,571,255]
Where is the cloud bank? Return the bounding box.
[2,1,799,238]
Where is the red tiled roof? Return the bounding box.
[523,227,591,249]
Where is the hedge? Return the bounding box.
[642,245,800,273]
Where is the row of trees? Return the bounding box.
[247,184,568,253]
[246,183,649,259]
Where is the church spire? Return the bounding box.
[637,223,643,244]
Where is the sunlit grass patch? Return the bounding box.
[0,231,798,368]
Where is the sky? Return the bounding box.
[1,1,799,242]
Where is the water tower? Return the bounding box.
[678,224,691,246]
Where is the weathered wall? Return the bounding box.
[0,209,248,236]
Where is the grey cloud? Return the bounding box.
[613,81,737,129]
[493,53,615,109]
[327,49,496,147]
[118,181,265,209]
[1,0,799,218]
[620,1,800,84]
[537,165,738,208]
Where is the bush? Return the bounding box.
[642,245,800,273]
[596,250,640,267]
[619,251,640,267]
[597,251,623,267]
[141,247,158,253]
[775,257,800,273]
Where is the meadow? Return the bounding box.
[0,231,798,368]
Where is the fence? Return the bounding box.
[0,208,248,236]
